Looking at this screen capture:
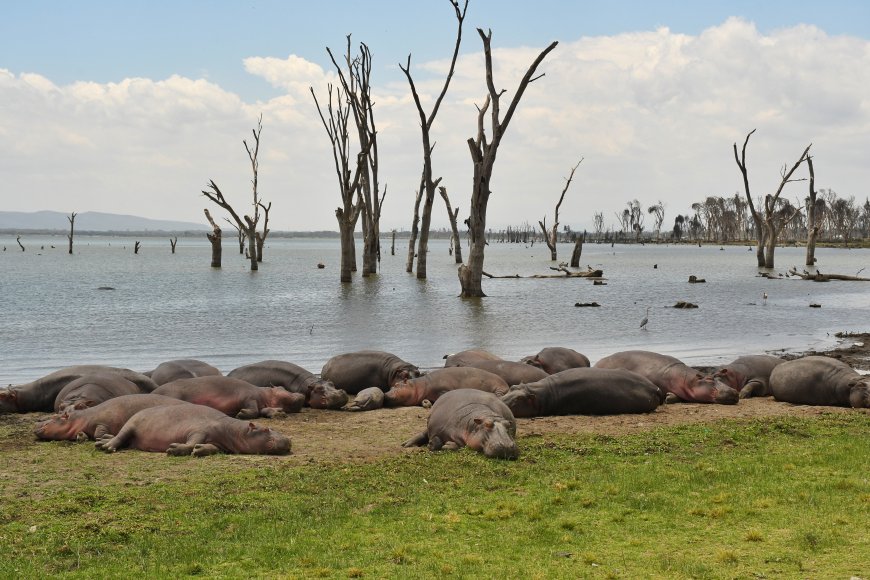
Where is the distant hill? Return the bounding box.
[0,211,208,232]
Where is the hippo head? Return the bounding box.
[520,355,544,370]
[466,416,519,460]
[0,389,18,413]
[383,384,413,407]
[33,412,75,440]
[307,380,349,410]
[848,377,870,408]
[499,385,539,418]
[389,365,422,387]
[712,367,743,391]
[243,423,292,455]
[271,388,306,414]
[697,375,739,405]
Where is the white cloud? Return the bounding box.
[1,19,868,233]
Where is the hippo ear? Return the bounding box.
[248,422,257,431]
[473,417,483,425]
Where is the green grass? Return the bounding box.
[1,413,869,578]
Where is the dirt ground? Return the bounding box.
[3,334,869,464]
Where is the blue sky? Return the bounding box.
[1,1,869,231]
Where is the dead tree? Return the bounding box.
[311,80,366,282]
[459,29,558,297]
[67,212,77,254]
[805,156,819,266]
[225,220,245,254]
[169,237,178,254]
[320,38,384,278]
[570,230,586,267]
[16,235,24,251]
[255,201,270,263]
[538,158,582,261]
[134,241,141,254]
[439,186,463,264]
[204,208,222,268]
[202,116,265,272]
[734,129,811,268]
[406,184,423,272]
[401,0,467,279]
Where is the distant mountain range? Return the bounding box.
[0,211,208,232]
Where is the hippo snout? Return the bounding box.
[713,386,740,405]
[268,435,292,455]
[482,423,519,460]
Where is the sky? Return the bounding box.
[2,0,869,232]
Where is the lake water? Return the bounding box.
[2,234,868,385]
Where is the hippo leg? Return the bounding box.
[93,424,111,440]
[167,442,196,456]
[665,393,682,404]
[428,436,444,451]
[441,441,461,451]
[739,380,764,399]
[191,443,221,457]
[75,431,89,442]
[258,407,287,419]
[95,433,127,453]
[236,407,260,420]
[402,431,429,448]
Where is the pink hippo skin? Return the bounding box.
[54,373,144,412]
[594,350,739,404]
[403,389,519,459]
[144,359,222,386]
[443,349,503,367]
[320,350,421,395]
[1,365,158,414]
[710,355,785,399]
[94,404,291,456]
[770,356,870,407]
[35,394,190,441]
[384,367,510,407]
[228,360,348,409]
[500,367,662,417]
[455,360,549,386]
[152,376,304,418]
[521,346,591,374]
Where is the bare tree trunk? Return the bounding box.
[338,220,355,283]
[256,201,270,262]
[204,208,222,268]
[406,187,423,272]
[539,158,582,262]
[16,235,24,252]
[391,230,396,256]
[805,156,819,266]
[439,186,463,264]
[570,231,585,267]
[67,212,77,254]
[460,29,558,297]
[169,237,178,254]
[134,241,141,254]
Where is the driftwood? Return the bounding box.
[482,267,603,279]
[574,302,600,307]
[788,268,870,282]
[673,301,698,309]
[688,275,706,283]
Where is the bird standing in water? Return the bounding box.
[763,292,768,305]
[640,307,650,330]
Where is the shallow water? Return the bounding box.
[1,234,868,384]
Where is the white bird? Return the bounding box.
[763,292,768,304]
[640,307,650,330]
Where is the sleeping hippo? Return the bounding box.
[454,360,548,386]
[228,360,348,409]
[94,404,292,456]
[769,356,870,407]
[384,367,510,407]
[403,389,519,459]
[521,347,591,374]
[1,365,158,414]
[710,355,785,399]
[54,373,145,412]
[443,349,502,367]
[343,387,386,412]
[500,367,662,417]
[145,359,222,386]
[320,350,421,395]
[152,376,304,418]
[594,350,739,404]
[35,393,190,441]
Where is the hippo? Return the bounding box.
[1,365,158,414]
[343,387,385,412]
[456,360,548,386]
[145,359,222,386]
[500,367,662,417]
[443,349,502,367]
[320,350,421,395]
[54,373,144,412]
[94,404,292,456]
[594,350,739,404]
[710,355,785,399]
[34,393,190,441]
[384,367,510,407]
[769,356,870,407]
[228,360,348,409]
[402,389,519,459]
[521,347,591,374]
[152,376,305,418]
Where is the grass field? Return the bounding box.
[1,411,868,579]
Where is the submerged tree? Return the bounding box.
[647,201,664,242]
[204,208,222,268]
[202,116,266,271]
[67,212,77,254]
[805,156,820,265]
[458,29,558,297]
[733,129,811,268]
[401,0,467,279]
[439,186,463,264]
[538,158,582,261]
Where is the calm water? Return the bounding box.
[2,234,868,384]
